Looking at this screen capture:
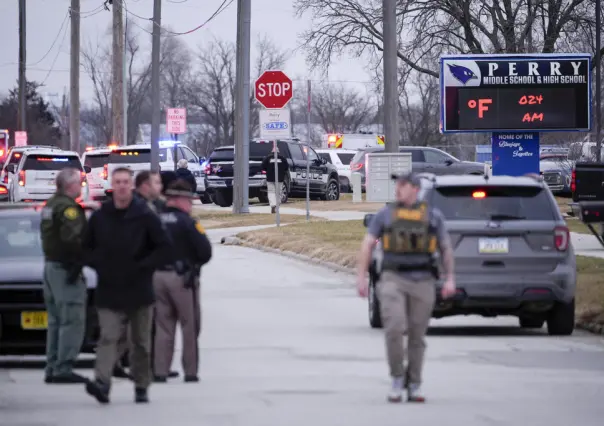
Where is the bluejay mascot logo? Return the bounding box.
[447,64,478,85]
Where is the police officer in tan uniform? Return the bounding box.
[153,180,212,382]
[357,172,456,403]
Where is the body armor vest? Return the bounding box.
[382,202,438,272]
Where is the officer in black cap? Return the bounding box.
[153,179,212,382]
[356,172,456,403]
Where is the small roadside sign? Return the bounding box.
[166,108,187,134]
[259,109,291,140]
[15,131,27,147]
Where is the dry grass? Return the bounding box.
[237,220,604,323]
[576,256,604,323]
[288,193,383,212]
[194,212,325,229]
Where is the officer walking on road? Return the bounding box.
[356,172,456,403]
[83,167,172,404]
[40,168,89,384]
[154,179,212,383]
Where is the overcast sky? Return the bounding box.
[0,0,373,106]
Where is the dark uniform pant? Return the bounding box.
[377,271,435,385]
[94,306,153,388]
[153,270,201,377]
[42,261,87,377]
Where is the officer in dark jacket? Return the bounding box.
[261,145,289,213]
[154,179,212,383]
[175,159,197,193]
[356,172,456,404]
[40,168,89,384]
[83,167,172,405]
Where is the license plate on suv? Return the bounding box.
[478,237,509,254]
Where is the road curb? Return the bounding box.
[222,236,355,275]
[576,321,604,335]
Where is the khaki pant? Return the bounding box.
[94,306,153,388]
[377,271,435,385]
[266,181,282,207]
[153,271,201,377]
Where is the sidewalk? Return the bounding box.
[197,203,604,259]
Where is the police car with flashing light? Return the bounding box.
[5,148,91,203]
[0,145,62,194]
[103,141,207,200]
[364,174,576,336]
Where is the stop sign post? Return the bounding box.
[255,70,293,109]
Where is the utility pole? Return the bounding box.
[70,0,80,153]
[123,8,128,144]
[382,0,399,153]
[111,0,124,145]
[595,0,602,161]
[150,0,161,171]
[18,0,26,133]
[232,0,251,214]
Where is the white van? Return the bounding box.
[81,148,111,200]
[315,148,357,192]
[7,148,90,202]
[104,141,206,198]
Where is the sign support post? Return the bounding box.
[255,70,293,225]
[306,79,311,221]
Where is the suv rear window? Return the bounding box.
[23,155,83,171]
[432,185,556,220]
[337,153,355,165]
[210,149,234,161]
[250,143,273,159]
[84,153,109,168]
[108,148,167,164]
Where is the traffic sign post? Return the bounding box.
[166,108,187,134]
[255,70,294,225]
[14,131,27,147]
[255,70,293,109]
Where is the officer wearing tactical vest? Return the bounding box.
[40,168,89,384]
[356,172,456,403]
[154,179,212,383]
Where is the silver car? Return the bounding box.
[365,174,576,336]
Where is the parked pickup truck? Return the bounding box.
[571,162,604,203]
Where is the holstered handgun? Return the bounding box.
[175,260,196,289]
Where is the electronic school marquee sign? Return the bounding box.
[440,53,591,133]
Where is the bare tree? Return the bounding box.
[311,82,374,133]
[160,35,194,109]
[294,0,601,78]
[398,73,443,146]
[187,35,289,153]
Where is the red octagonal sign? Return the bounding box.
[254,70,293,109]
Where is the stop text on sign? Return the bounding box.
[255,70,293,109]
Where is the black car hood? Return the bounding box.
[0,257,97,289]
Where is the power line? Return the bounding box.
[40,17,71,85]
[27,11,69,67]
[123,0,233,37]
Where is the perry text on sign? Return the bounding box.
[166,108,187,134]
[259,109,291,140]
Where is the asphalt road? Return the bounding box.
[1,241,604,425]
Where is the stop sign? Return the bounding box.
[254,70,293,109]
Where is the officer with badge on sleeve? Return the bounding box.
[356,172,456,403]
[40,168,89,384]
[153,179,212,383]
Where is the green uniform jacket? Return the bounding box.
[40,194,87,265]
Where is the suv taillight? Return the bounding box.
[554,225,569,251]
[204,163,211,175]
[570,169,576,193]
[102,164,108,180]
[350,163,363,171]
[2,173,7,184]
[18,170,25,186]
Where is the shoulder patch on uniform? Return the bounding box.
[195,220,206,234]
[63,206,79,220]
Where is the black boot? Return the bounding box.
[86,379,110,404]
[184,375,199,383]
[135,387,149,403]
[153,375,167,383]
[168,370,179,378]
